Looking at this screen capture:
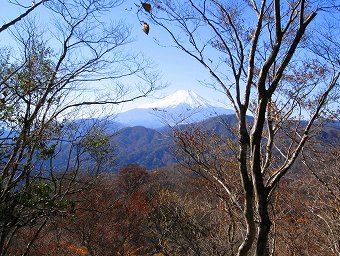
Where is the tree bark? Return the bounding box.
[237,190,256,256]
[252,95,271,255]
[256,196,272,256]
[237,116,256,256]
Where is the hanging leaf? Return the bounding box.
[142,22,150,35]
[142,2,152,13]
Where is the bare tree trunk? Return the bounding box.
[237,190,256,256]
[142,1,340,254]
[252,96,271,256]
[255,193,271,256]
[237,120,256,256]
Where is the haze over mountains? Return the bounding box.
[115,90,233,128]
[108,90,338,169]
[25,90,339,171]
[108,90,234,168]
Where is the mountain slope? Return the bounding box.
[112,126,175,169]
[115,90,234,128]
[112,114,240,169]
[111,115,339,170]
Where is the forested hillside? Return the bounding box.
[112,115,339,170]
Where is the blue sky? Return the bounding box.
[1,1,230,113]
[111,1,230,110]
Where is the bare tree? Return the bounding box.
[302,144,340,255]
[0,0,47,34]
[148,168,241,256]
[0,0,160,254]
[140,0,340,255]
[269,141,339,255]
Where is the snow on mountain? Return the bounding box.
[138,90,214,109]
[116,90,234,128]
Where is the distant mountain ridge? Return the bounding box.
[15,114,338,172]
[115,90,234,128]
[16,89,337,171]
[112,114,238,169]
[112,115,340,170]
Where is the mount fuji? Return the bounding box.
[115,90,234,128]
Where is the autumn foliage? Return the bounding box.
[5,152,338,256]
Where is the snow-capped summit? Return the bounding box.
[116,90,234,128]
[138,90,213,109]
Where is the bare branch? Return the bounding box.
[0,0,46,33]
